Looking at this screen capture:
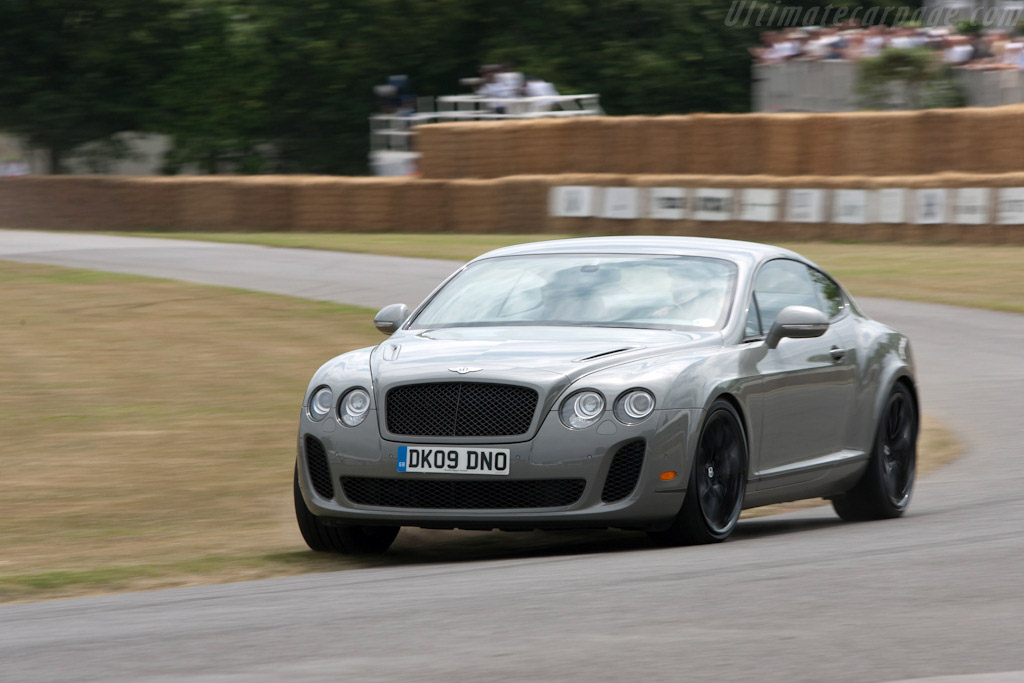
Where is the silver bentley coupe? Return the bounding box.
[294,237,918,554]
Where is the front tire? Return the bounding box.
[294,465,399,554]
[832,382,917,522]
[648,400,747,546]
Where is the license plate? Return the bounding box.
[396,446,510,476]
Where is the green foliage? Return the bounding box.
[0,0,187,172]
[857,47,964,110]
[956,18,983,36]
[0,0,924,174]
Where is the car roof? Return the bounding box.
[471,236,808,267]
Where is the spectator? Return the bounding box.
[524,75,559,112]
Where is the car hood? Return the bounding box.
[370,326,722,386]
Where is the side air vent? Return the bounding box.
[304,435,334,500]
[601,440,646,503]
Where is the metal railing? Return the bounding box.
[369,93,603,175]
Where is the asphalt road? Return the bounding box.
[2,230,1023,683]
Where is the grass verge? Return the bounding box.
[118,232,1024,314]
[0,261,959,603]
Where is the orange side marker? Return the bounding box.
[659,471,677,481]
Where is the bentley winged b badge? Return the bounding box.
[449,366,483,374]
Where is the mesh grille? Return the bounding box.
[385,382,539,437]
[601,440,646,503]
[304,435,334,500]
[341,477,585,509]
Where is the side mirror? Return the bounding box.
[373,303,410,336]
[765,305,829,349]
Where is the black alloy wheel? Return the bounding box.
[832,382,917,521]
[294,465,400,554]
[648,399,747,546]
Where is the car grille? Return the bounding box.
[304,435,334,500]
[340,477,586,509]
[601,440,646,503]
[385,382,539,437]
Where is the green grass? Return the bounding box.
[116,232,1024,313]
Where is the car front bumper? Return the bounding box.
[296,408,702,531]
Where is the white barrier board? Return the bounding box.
[647,187,686,220]
[954,188,990,225]
[787,188,826,223]
[740,189,779,222]
[998,187,1024,225]
[693,188,733,222]
[833,189,868,224]
[915,189,947,224]
[601,187,639,220]
[550,186,596,217]
[877,189,906,223]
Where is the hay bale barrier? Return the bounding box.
[415,106,1024,179]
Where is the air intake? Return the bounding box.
[304,435,334,500]
[601,440,646,503]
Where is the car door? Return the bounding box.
[746,259,857,486]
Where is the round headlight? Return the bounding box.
[339,387,371,427]
[559,390,606,430]
[308,386,334,421]
[615,390,655,424]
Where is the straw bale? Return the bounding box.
[733,114,768,176]
[393,179,450,233]
[842,112,892,176]
[416,125,459,179]
[179,178,238,230]
[685,115,729,175]
[561,117,608,175]
[634,116,682,175]
[448,179,504,233]
[503,119,566,176]
[497,175,550,233]
[915,109,972,175]
[602,117,649,175]
[230,177,295,231]
[807,114,843,176]
[0,177,67,228]
[345,177,403,232]
[970,107,1024,174]
[112,177,183,230]
[761,114,810,176]
[293,178,357,232]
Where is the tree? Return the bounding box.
[0,0,185,172]
[857,47,965,109]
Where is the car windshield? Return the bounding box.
[410,254,738,330]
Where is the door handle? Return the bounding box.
[830,346,846,361]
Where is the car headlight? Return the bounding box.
[559,390,605,430]
[339,387,371,427]
[614,389,655,424]
[308,386,334,421]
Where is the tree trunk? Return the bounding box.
[48,147,65,174]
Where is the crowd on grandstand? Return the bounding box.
[752,24,1024,69]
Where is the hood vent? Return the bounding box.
[574,347,635,363]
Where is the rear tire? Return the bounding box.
[832,383,917,522]
[648,400,747,546]
[294,465,399,554]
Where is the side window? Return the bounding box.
[808,268,845,320]
[752,260,823,331]
[745,295,762,337]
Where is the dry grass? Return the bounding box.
[117,233,1024,314]
[0,264,386,602]
[0,262,961,603]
